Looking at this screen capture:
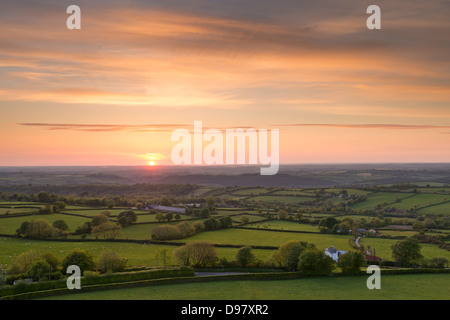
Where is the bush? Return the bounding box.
[428,257,449,269]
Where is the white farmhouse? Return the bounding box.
[324,245,347,262]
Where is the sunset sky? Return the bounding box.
[1,0,449,166]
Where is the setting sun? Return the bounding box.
[148,161,156,166]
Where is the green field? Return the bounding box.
[171,228,353,251]
[247,195,316,204]
[0,213,90,235]
[359,237,450,261]
[391,194,449,210]
[245,220,319,233]
[418,201,450,215]
[351,192,415,210]
[39,274,450,300]
[0,237,273,268]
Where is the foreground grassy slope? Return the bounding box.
[39,274,450,300]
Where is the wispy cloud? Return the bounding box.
[276,123,450,130]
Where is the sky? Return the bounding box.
[0,0,449,166]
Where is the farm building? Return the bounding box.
[324,245,347,262]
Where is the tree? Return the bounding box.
[8,250,41,275]
[96,249,127,273]
[152,225,181,240]
[62,249,95,274]
[294,213,303,222]
[91,213,109,227]
[37,191,51,203]
[337,251,366,275]
[155,212,166,222]
[53,201,66,211]
[277,210,288,220]
[203,218,220,231]
[319,217,339,231]
[29,260,51,281]
[117,210,137,227]
[91,222,122,240]
[271,240,310,270]
[155,248,169,268]
[240,215,250,224]
[41,251,60,272]
[392,238,423,267]
[165,212,174,222]
[160,197,171,206]
[177,221,195,238]
[173,241,217,268]
[26,219,57,238]
[297,248,335,276]
[236,247,255,267]
[199,208,210,218]
[39,204,53,214]
[75,221,92,235]
[53,220,69,231]
[219,216,233,228]
[16,221,31,236]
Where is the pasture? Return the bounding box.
[39,273,450,300]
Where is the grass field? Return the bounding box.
[245,220,319,233]
[391,194,449,210]
[0,213,90,235]
[0,237,274,268]
[171,228,353,251]
[418,201,450,215]
[351,192,417,210]
[359,237,450,261]
[38,274,450,300]
[247,195,316,204]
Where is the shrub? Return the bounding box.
[428,257,449,269]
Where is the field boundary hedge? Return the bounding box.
[233,226,319,234]
[0,271,304,300]
[0,267,195,299]
[3,268,450,300]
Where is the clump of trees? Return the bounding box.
[16,219,69,239]
[117,210,137,227]
[152,216,233,240]
[270,240,314,271]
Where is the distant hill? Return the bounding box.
[1,164,450,188]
